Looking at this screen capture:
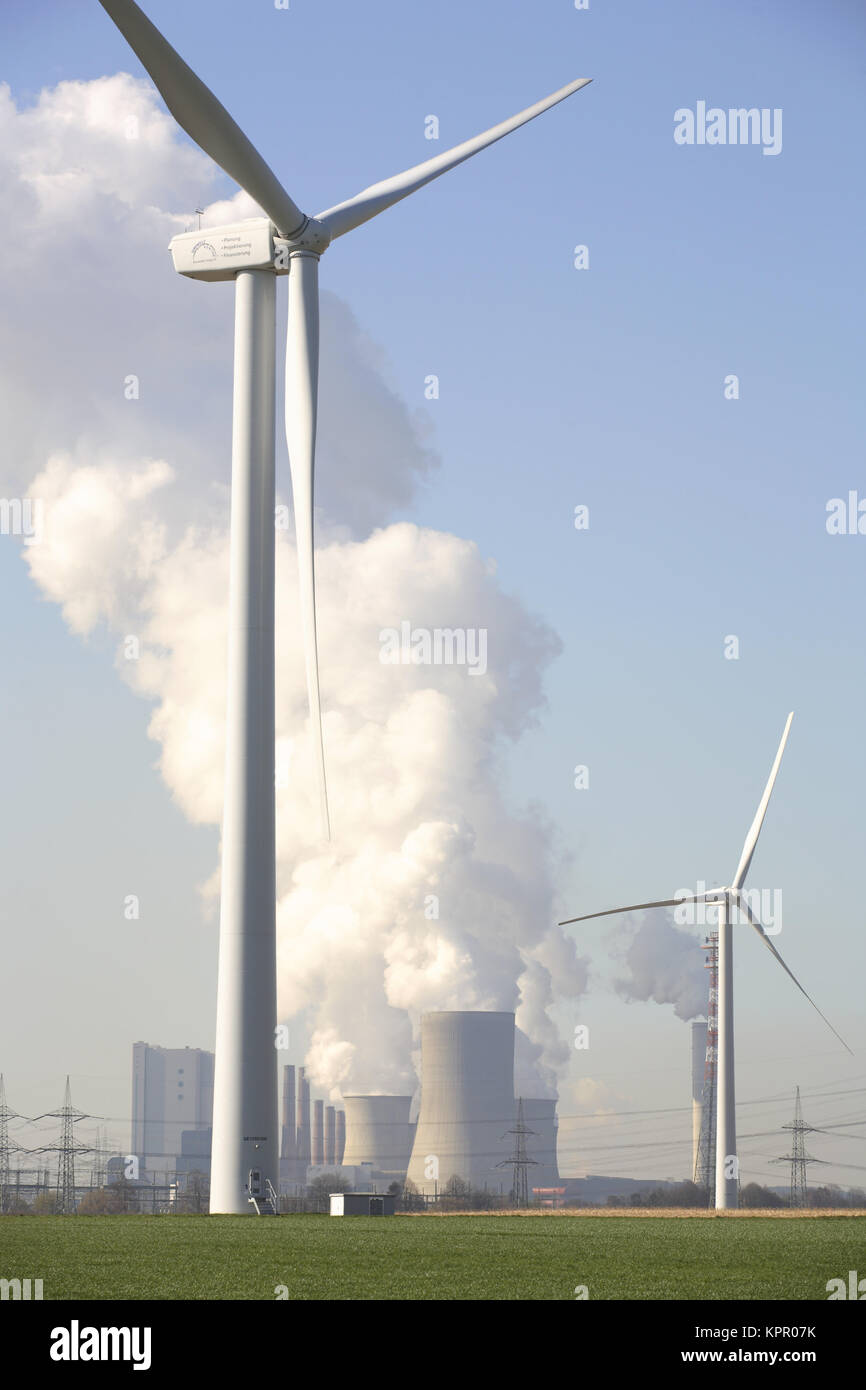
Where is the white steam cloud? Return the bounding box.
[612,914,707,1022]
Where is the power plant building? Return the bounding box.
[131,1043,214,1179]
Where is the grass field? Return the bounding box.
[2,1212,865,1300]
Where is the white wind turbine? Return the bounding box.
[559,713,851,1209]
[98,0,591,1213]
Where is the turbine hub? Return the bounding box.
[275,215,331,260]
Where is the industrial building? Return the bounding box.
[131,1043,214,1180]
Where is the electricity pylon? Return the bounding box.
[775,1086,826,1208]
[496,1097,538,1207]
[32,1077,94,1214]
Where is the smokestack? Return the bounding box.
[335,1110,346,1165]
[407,1011,515,1195]
[296,1067,311,1164]
[324,1105,336,1166]
[312,1099,324,1166]
[342,1096,412,1174]
[281,1065,296,1160]
[691,1020,708,1180]
[521,1098,559,1191]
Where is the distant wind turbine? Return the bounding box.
[97,0,591,1213]
[559,713,851,1209]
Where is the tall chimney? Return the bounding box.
[335,1110,346,1165]
[324,1105,336,1166]
[281,1065,296,1159]
[691,1020,708,1180]
[296,1067,311,1164]
[312,1099,324,1166]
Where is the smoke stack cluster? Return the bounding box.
[281,1063,345,1178]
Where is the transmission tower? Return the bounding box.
[32,1077,94,1214]
[496,1097,538,1207]
[774,1086,826,1208]
[0,1075,25,1213]
[694,932,719,1202]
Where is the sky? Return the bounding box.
[1,0,865,1191]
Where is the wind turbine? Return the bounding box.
[97,0,591,1213]
[558,713,851,1209]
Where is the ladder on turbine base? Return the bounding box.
[247,1173,280,1215]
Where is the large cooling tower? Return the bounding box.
[691,1020,708,1179]
[341,1095,412,1174]
[522,1098,560,1191]
[407,1011,515,1194]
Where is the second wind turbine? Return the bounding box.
[559,713,851,1210]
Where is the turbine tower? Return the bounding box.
[559,714,851,1210]
[97,0,591,1212]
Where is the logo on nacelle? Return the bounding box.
[191,240,217,262]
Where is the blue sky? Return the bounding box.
[1,0,864,1188]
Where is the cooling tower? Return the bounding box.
[406,1011,515,1194]
[312,1099,324,1166]
[324,1105,336,1166]
[691,1020,708,1179]
[280,1065,296,1160]
[296,1068,311,1163]
[521,1098,559,1191]
[341,1096,413,1174]
[335,1109,346,1165]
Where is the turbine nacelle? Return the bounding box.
[169,217,331,283]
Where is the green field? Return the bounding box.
[2,1214,865,1300]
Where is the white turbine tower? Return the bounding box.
[97,0,591,1213]
[559,713,851,1210]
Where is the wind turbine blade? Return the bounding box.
[731,712,794,890]
[98,0,307,238]
[558,890,727,927]
[316,77,592,241]
[285,253,330,839]
[737,896,853,1055]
